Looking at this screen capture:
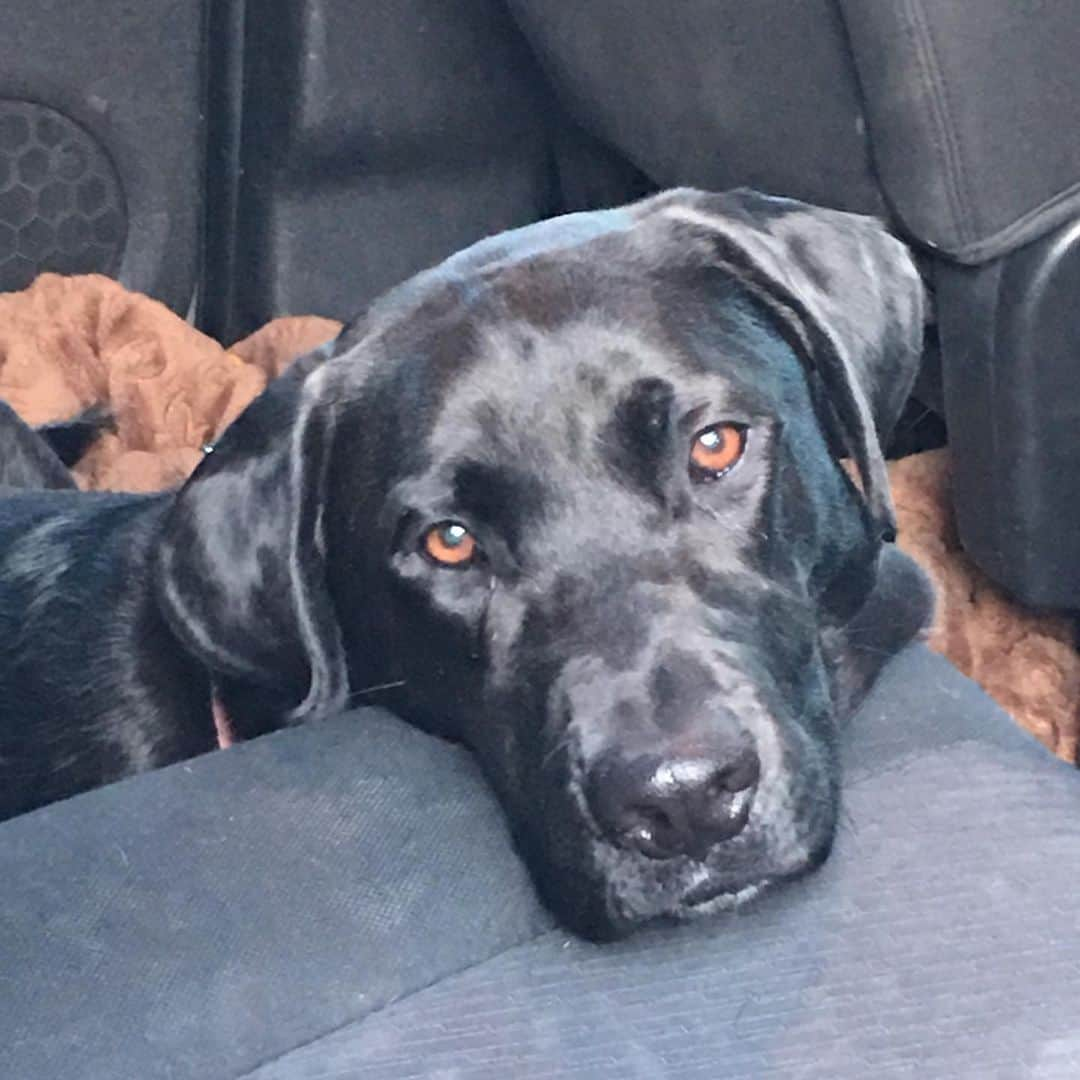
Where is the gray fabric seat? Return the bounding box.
[1,645,1077,1079]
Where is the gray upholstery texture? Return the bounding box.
[0,707,553,1078]
[1,646,1078,1079]
[840,0,1080,262]
[250,648,1080,1079]
[509,0,1080,265]
[508,0,885,217]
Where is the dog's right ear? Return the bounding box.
[153,342,352,722]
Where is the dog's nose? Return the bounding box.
[586,741,760,860]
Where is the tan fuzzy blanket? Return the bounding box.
[2,273,1076,763]
[0,273,339,492]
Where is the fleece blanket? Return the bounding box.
[1,273,1076,763]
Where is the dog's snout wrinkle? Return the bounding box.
[650,650,718,731]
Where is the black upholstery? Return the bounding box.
[840,0,1080,262]
[938,224,1080,606]
[0,0,204,310]
[194,0,1080,606]
[201,0,655,344]
[506,0,885,215]
[10,0,1078,603]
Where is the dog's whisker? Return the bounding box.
[349,679,407,701]
[836,638,894,657]
[541,731,576,770]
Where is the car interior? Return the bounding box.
[2,3,1080,1077]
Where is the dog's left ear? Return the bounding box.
[153,343,351,722]
[646,188,926,540]
[820,544,935,717]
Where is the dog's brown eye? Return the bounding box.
[690,423,746,478]
[423,522,478,566]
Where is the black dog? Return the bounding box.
[0,189,932,939]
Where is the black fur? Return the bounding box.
[0,189,932,940]
[0,402,77,491]
[37,405,114,467]
[0,401,111,491]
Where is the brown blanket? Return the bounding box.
[0,273,340,492]
[3,273,1076,762]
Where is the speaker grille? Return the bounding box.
[0,101,127,292]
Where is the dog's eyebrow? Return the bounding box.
[604,377,677,503]
[681,400,713,432]
[452,460,545,553]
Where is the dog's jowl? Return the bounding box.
[0,189,932,939]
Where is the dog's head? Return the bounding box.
[156,189,930,939]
